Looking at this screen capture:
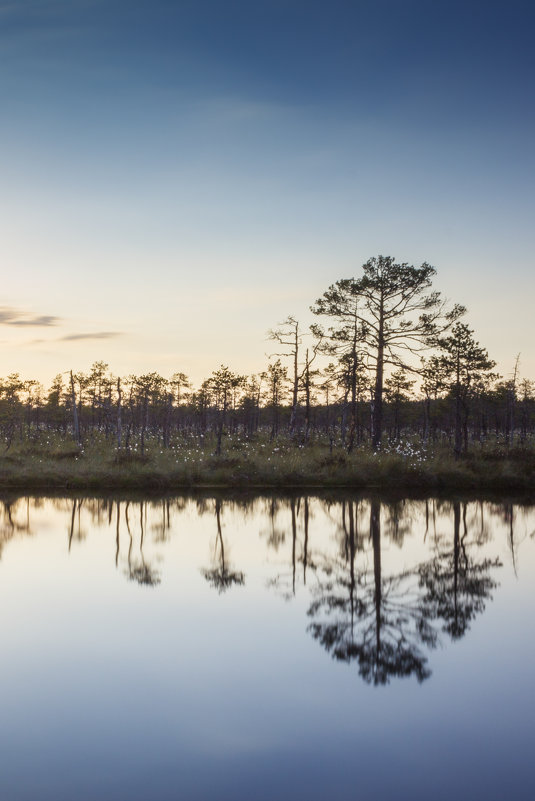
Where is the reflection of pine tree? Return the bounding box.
[201,500,245,593]
[124,501,161,587]
[308,500,436,685]
[418,502,500,639]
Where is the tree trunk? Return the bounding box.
[70,370,81,446]
[372,343,384,451]
[117,378,122,449]
[372,296,385,451]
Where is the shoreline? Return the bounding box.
[1,456,534,495]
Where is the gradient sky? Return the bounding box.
[1,0,534,386]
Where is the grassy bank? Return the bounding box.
[1,433,535,492]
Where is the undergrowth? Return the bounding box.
[0,431,534,491]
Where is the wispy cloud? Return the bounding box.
[0,306,60,326]
[194,97,293,123]
[59,331,123,341]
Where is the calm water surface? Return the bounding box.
[0,493,534,800]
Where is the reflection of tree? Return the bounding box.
[267,497,314,600]
[116,501,161,587]
[307,498,504,685]
[302,496,310,586]
[0,497,33,558]
[501,503,521,577]
[308,500,435,685]
[151,500,171,543]
[201,499,245,593]
[306,500,364,639]
[383,499,413,546]
[68,499,86,551]
[259,498,286,551]
[418,501,500,639]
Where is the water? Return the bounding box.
[0,493,533,800]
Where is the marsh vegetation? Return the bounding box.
[2,257,533,490]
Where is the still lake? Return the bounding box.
[0,493,534,800]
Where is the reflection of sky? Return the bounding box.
[1,0,534,382]
[0,496,534,799]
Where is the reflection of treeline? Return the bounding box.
[1,256,534,458]
[0,494,528,685]
[1,495,529,563]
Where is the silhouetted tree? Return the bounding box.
[311,281,367,451]
[313,256,464,450]
[268,316,302,434]
[209,366,244,455]
[438,323,497,458]
[384,368,415,441]
[262,360,288,439]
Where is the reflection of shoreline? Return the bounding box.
[2,488,535,510]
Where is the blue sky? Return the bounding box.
[1,0,534,383]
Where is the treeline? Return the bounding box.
[1,256,534,457]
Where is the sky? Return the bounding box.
[1,0,534,387]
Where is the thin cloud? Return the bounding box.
[194,97,294,123]
[60,331,123,342]
[11,315,60,327]
[0,307,60,327]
